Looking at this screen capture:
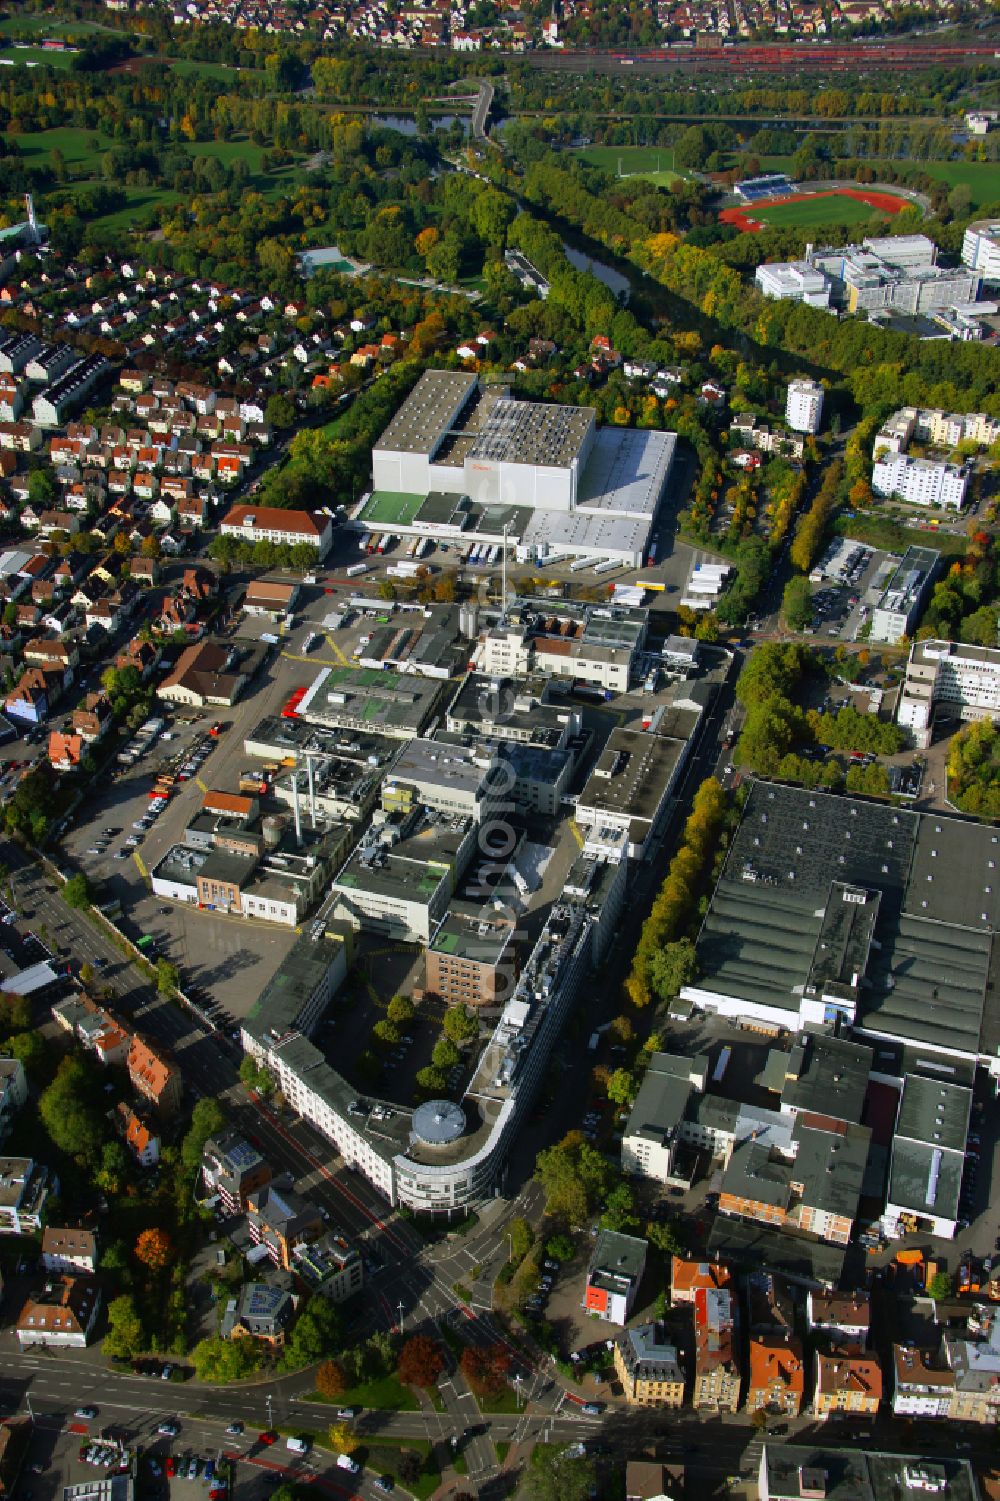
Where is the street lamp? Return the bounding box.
[513,1374,524,1410]
[266,1393,273,1432]
[397,1300,405,1335]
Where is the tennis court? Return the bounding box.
[360,491,425,526]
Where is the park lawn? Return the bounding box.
[306,1372,419,1411]
[14,127,116,172]
[356,1439,439,1501]
[168,57,259,81]
[0,14,110,33]
[837,513,969,558]
[71,185,182,232]
[749,194,887,230]
[0,45,79,70]
[474,1383,522,1415]
[184,137,271,171]
[494,1441,510,1464]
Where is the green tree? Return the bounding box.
[927,1271,954,1301]
[61,873,91,910]
[373,1019,400,1047]
[279,1297,344,1371]
[606,1069,637,1108]
[181,1097,226,1173]
[527,1450,596,1501]
[600,1182,639,1233]
[6,1031,47,1078]
[27,468,57,509]
[442,1006,478,1044]
[415,1064,446,1094]
[191,1335,264,1382]
[535,1135,613,1223]
[156,958,180,995]
[265,394,296,429]
[431,1037,460,1071]
[647,939,697,1003]
[103,1293,145,1360]
[545,1232,575,1263]
[386,994,414,1026]
[646,1219,684,1256]
[39,1056,106,1164]
[781,576,814,633]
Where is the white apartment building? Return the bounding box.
[875,406,1000,458]
[892,1344,954,1417]
[898,639,1000,746]
[963,222,1000,282]
[785,380,824,435]
[871,454,969,510]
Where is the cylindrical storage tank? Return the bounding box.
[460,603,479,639]
[262,815,284,849]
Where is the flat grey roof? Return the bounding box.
[707,1216,845,1287]
[468,397,594,470]
[895,1071,971,1153]
[694,781,1000,1059]
[386,738,487,797]
[374,370,477,457]
[578,725,691,831]
[888,1134,963,1224]
[780,1033,873,1124]
[576,427,676,520]
[429,906,515,967]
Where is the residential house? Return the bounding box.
[584,1231,648,1324]
[892,1344,954,1418]
[0,1157,54,1235]
[614,1322,686,1408]
[245,1175,324,1271]
[16,1276,101,1348]
[41,1227,98,1276]
[202,1132,272,1215]
[693,1286,740,1413]
[942,1324,1000,1424]
[51,994,130,1067]
[47,731,84,772]
[290,1231,365,1304]
[814,1348,883,1419]
[114,1102,160,1168]
[671,1257,732,1306]
[6,666,61,725]
[747,1332,805,1417]
[807,1290,871,1346]
[222,1277,297,1346]
[625,1461,685,1501]
[127,1036,183,1117]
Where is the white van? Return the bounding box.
[286,1438,310,1455]
[336,1455,359,1473]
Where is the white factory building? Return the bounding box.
[785,379,824,435]
[358,370,676,568]
[756,235,980,316]
[871,453,969,510]
[898,639,1000,748]
[963,222,1000,283]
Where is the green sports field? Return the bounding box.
[751,154,1000,212]
[748,195,887,229]
[0,44,78,70]
[361,491,425,526]
[573,144,686,186]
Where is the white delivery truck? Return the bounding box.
[286,1438,310,1455]
[336,1454,360,1473]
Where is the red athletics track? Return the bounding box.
[720,187,908,232]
